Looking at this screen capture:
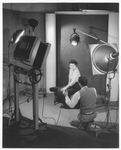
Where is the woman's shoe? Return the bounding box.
[50,87,58,92]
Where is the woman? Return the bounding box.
[50,60,81,108]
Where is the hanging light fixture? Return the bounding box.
[10,29,25,44]
[70,28,80,46]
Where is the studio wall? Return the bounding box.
[108,13,119,101]
[45,14,56,92]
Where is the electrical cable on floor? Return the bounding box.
[95,113,106,128]
[95,105,119,134]
[114,108,119,127]
[41,95,62,126]
[40,73,62,126]
[106,105,119,129]
[109,107,119,129]
[41,91,56,124]
[55,108,62,126]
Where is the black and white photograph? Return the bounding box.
[2,1,119,148]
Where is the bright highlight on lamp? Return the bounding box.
[10,29,25,44]
[70,28,80,46]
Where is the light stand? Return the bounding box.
[6,42,13,115]
[96,59,115,134]
[13,66,47,131]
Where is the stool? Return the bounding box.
[70,119,94,129]
[78,120,95,130]
[70,119,101,137]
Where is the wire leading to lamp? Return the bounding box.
[70,28,107,46]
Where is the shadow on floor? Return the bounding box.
[3,116,119,148]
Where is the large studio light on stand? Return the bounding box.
[9,32,50,131]
[70,28,119,136]
[92,44,118,135]
[92,44,119,74]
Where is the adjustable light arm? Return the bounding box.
[72,28,108,45]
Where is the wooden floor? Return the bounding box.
[3,92,119,148]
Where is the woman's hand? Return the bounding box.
[61,87,67,94]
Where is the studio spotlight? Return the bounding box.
[10,29,25,44]
[92,44,119,74]
[70,28,80,46]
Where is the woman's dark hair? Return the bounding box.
[78,76,88,86]
[69,60,78,66]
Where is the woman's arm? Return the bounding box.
[61,69,80,91]
[65,91,80,108]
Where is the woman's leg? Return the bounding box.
[50,87,65,104]
[56,87,66,104]
[67,82,81,108]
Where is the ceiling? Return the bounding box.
[3,3,119,12]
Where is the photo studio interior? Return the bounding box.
[3,3,119,148]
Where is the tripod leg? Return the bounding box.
[14,71,20,122]
[32,82,39,130]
